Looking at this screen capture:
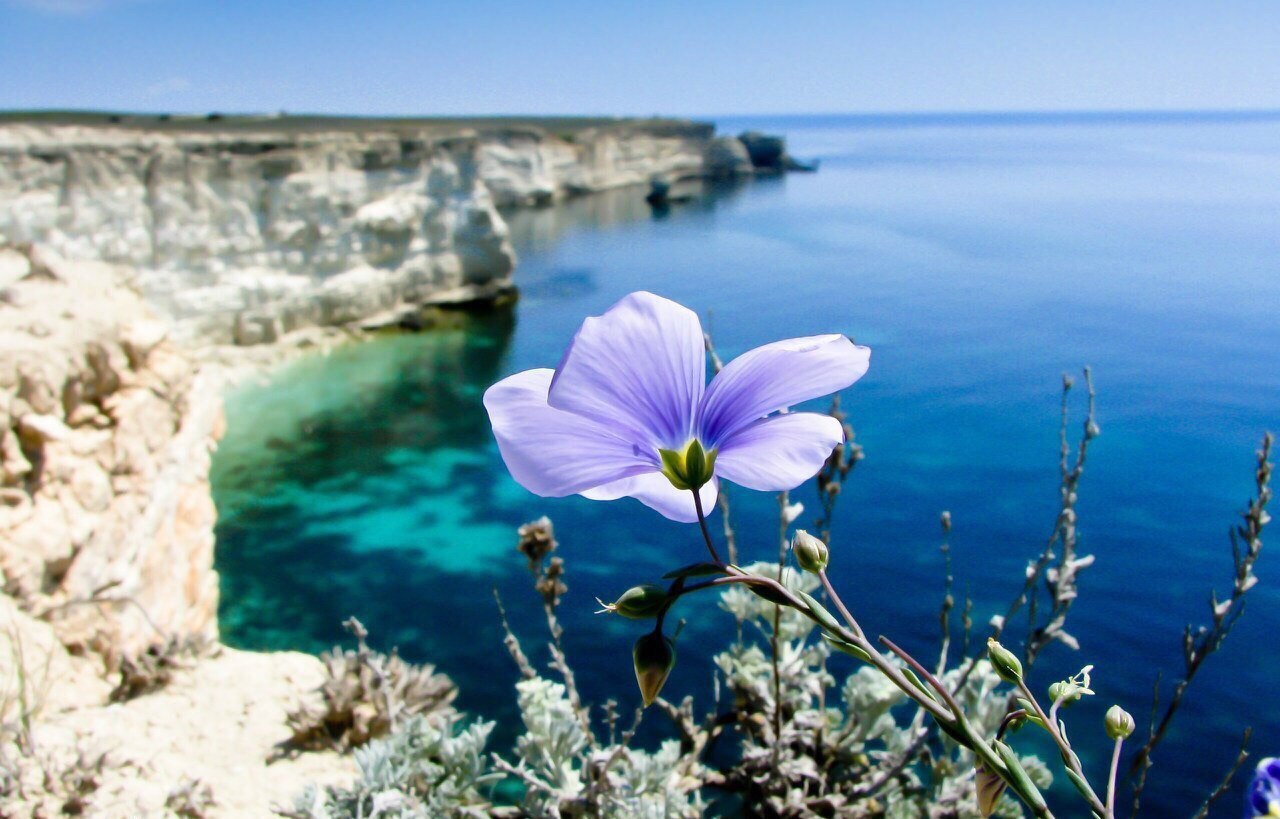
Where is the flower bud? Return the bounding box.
[632,631,676,707]
[792,530,829,574]
[975,761,1007,816]
[1105,705,1135,740]
[659,439,717,491]
[987,638,1023,685]
[597,584,668,619]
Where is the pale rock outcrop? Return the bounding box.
[0,119,756,345]
[0,245,220,668]
[0,125,518,343]
[3,645,354,818]
[476,122,721,206]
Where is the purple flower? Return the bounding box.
[1246,757,1280,818]
[484,291,870,522]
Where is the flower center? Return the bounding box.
[657,439,717,491]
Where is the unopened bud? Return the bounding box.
[1105,705,1135,740]
[596,584,668,619]
[975,761,1007,816]
[659,439,717,491]
[792,530,829,574]
[987,638,1023,685]
[632,631,676,707]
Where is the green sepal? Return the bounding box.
[820,633,872,663]
[607,584,669,619]
[663,562,724,580]
[658,439,717,490]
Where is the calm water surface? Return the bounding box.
[212,113,1280,815]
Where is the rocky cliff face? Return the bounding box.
[0,119,742,345]
[0,125,515,345]
[0,245,220,668]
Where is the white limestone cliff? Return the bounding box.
[0,119,746,345]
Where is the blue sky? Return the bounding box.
[2,0,1278,116]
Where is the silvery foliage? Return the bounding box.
[287,564,1048,818]
[507,676,706,818]
[284,715,499,818]
[713,562,1050,817]
[283,677,705,818]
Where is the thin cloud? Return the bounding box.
[5,0,148,16]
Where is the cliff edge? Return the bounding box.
[0,116,753,344]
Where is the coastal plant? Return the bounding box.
[287,291,1271,816]
[482,291,1273,817]
[283,714,501,819]
[109,634,208,703]
[283,617,458,753]
[165,778,216,818]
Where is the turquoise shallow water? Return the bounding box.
[213,113,1280,815]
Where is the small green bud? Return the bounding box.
[987,638,1023,685]
[1104,705,1135,740]
[791,530,829,574]
[632,631,676,707]
[596,584,668,619]
[658,439,717,491]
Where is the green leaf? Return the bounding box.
[900,667,937,701]
[820,633,872,663]
[795,590,843,634]
[662,562,725,580]
[746,582,793,606]
[994,740,1048,812]
[1064,768,1094,802]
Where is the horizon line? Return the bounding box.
[3,106,1279,123]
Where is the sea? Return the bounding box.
[210,112,1280,816]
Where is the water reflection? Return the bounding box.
[501,176,767,252]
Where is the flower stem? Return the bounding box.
[691,489,724,565]
[1016,678,1107,816]
[1106,736,1124,818]
[674,525,1057,816]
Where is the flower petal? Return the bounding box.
[697,335,869,445]
[484,368,654,497]
[582,472,719,523]
[548,291,705,450]
[715,412,844,491]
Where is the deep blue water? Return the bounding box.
[212,112,1280,816]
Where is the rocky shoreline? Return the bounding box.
[0,115,804,816]
[0,116,784,344]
